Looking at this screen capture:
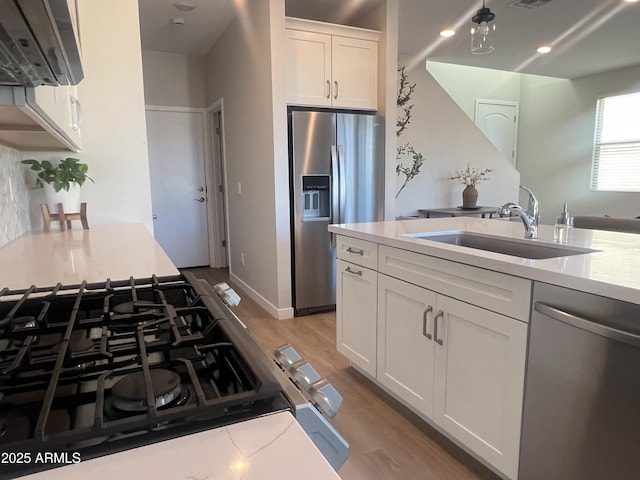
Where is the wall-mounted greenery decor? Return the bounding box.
[395,65,424,198]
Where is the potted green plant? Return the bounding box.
[21,157,94,213]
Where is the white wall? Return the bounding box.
[427,62,521,122]
[354,1,399,221]
[24,0,153,232]
[518,64,640,224]
[205,0,292,319]
[428,62,640,224]
[142,51,207,108]
[394,62,519,217]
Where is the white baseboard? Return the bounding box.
[229,272,294,320]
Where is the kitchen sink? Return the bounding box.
[405,231,599,260]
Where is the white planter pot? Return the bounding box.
[44,183,81,213]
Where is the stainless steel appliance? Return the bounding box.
[0,0,83,86]
[289,109,384,315]
[0,272,348,478]
[519,282,640,480]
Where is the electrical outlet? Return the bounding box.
[240,252,245,266]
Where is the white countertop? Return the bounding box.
[329,217,640,305]
[21,411,341,480]
[0,224,179,290]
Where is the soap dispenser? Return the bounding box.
[554,203,573,242]
[556,203,573,227]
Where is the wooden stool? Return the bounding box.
[41,203,89,232]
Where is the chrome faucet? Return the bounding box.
[520,185,539,223]
[499,186,539,239]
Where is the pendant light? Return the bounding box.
[471,0,496,55]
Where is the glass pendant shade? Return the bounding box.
[471,21,495,54]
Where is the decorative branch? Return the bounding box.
[449,163,493,187]
[396,66,416,137]
[395,65,425,198]
[395,144,424,198]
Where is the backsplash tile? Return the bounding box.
[0,145,31,248]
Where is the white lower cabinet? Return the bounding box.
[433,295,527,480]
[377,273,526,478]
[336,236,530,479]
[377,274,436,415]
[336,259,377,377]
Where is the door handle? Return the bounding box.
[334,80,339,99]
[337,145,346,224]
[195,197,205,202]
[346,247,364,256]
[70,96,82,130]
[326,80,331,99]
[423,305,433,339]
[433,310,444,345]
[198,186,205,192]
[345,266,362,276]
[330,145,339,248]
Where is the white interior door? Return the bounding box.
[475,100,519,167]
[146,108,209,268]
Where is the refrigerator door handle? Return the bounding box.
[330,145,340,248]
[337,145,346,224]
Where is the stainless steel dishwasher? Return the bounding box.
[519,282,640,480]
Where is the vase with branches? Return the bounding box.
[395,65,425,198]
[449,164,493,208]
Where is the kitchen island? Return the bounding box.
[329,216,640,304]
[329,217,640,480]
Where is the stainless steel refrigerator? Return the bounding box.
[289,110,385,315]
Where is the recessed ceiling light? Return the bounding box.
[171,17,185,25]
[174,1,195,11]
[537,45,552,54]
[623,0,639,3]
[440,29,456,38]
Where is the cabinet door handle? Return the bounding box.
[346,247,364,256]
[423,305,433,339]
[71,96,82,130]
[334,80,339,99]
[434,310,444,345]
[345,266,362,276]
[326,80,331,99]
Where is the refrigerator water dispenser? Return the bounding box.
[302,175,330,220]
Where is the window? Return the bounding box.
[591,91,640,192]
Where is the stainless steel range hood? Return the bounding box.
[0,0,84,86]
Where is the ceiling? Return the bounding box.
[138,0,640,79]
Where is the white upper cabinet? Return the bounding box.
[33,85,82,149]
[0,85,82,152]
[0,0,82,152]
[286,29,332,107]
[330,35,378,109]
[285,18,379,111]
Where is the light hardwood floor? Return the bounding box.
[187,267,501,480]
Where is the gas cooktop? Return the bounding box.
[0,272,292,478]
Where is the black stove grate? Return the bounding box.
[0,273,290,478]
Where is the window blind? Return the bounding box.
[591,92,640,192]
